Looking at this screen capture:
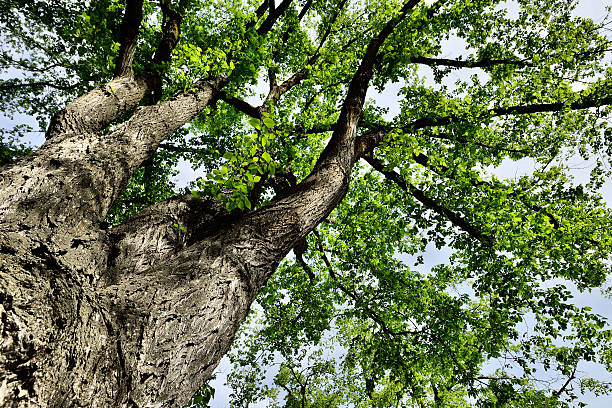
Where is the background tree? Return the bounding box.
[1,0,612,407]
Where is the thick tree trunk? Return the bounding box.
[0,73,245,406]
[0,126,350,407]
[0,66,354,407]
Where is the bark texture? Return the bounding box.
[0,73,232,407]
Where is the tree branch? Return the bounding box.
[44,1,184,140]
[103,212,259,406]
[295,253,316,284]
[43,2,188,139]
[0,56,66,73]
[554,363,578,397]
[45,75,157,138]
[257,0,294,35]
[234,1,423,277]
[406,93,612,132]
[356,85,612,155]
[0,80,81,92]
[323,0,421,156]
[107,194,231,280]
[297,0,314,21]
[362,155,490,243]
[409,56,532,69]
[254,0,270,19]
[114,0,144,78]
[219,92,261,118]
[152,3,182,66]
[264,0,347,105]
[97,76,228,213]
[360,137,588,250]
[222,3,354,121]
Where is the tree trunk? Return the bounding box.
[0,73,260,406]
[0,62,357,408]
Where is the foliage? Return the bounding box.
[2,0,612,406]
[186,377,216,408]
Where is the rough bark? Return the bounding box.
[0,72,230,406]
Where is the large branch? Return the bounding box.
[98,76,229,216]
[106,194,231,280]
[114,0,145,78]
[102,221,259,406]
[9,0,287,238]
[45,1,186,139]
[257,0,294,35]
[1,4,185,283]
[219,92,261,118]
[407,93,612,131]
[101,181,295,406]
[152,3,182,66]
[1,76,226,255]
[235,0,422,270]
[45,75,157,139]
[2,4,193,248]
[358,137,589,248]
[355,88,612,155]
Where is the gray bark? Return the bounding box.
[0,69,349,405]
[0,73,236,407]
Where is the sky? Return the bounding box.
[1,0,612,407]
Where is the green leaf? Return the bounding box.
[262,117,275,128]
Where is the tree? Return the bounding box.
[1,0,612,406]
